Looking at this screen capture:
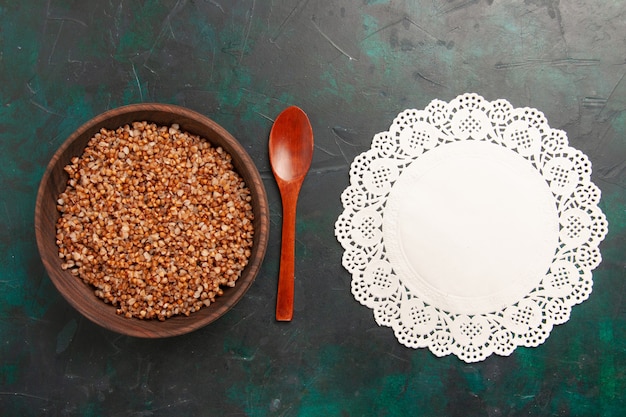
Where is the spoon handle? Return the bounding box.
[276,182,300,321]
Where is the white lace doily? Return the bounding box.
[335,93,608,363]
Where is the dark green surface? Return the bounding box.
[1,1,625,416]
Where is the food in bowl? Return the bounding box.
[55,121,254,321]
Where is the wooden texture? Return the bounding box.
[269,106,314,321]
[34,103,270,338]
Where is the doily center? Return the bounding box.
[383,140,559,315]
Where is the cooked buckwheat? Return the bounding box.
[55,121,254,320]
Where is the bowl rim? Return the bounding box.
[34,103,270,338]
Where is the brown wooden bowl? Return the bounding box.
[35,103,270,338]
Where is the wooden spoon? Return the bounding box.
[269,106,314,321]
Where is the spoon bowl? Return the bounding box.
[269,106,314,321]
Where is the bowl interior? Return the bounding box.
[35,103,269,338]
